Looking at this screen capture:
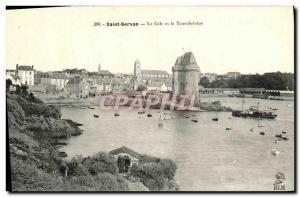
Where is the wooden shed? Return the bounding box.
[109,146,141,173]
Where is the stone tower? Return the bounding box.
[134,59,141,80]
[172,52,200,102]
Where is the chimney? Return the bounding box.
[32,65,34,70]
[16,64,19,71]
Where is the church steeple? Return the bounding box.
[134,59,141,78]
[98,64,101,73]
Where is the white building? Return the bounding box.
[6,73,20,86]
[64,77,90,98]
[41,72,69,91]
[16,64,35,85]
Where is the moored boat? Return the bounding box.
[212,111,219,121]
[158,113,163,127]
[114,109,120,116]
[138,110,145,114]
[232,102,277,119]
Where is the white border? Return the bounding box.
[0,0,298,197]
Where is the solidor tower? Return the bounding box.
[172,52,200,102]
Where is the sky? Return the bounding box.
[5,6,294,75]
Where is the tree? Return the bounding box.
[6,79,12,92]
[137,85,147,91]
[199,77,209,88]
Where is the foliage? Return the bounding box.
[10,157,65,191]
[81,152,119,175]
[206,72,294,90]
[66,152,119,177]
[131,159,177,191]
[158,159,177,180]
[66,156,90,177]
[137,85,147,91]
[6,79,12,92]
[7,97,25,128]
[65,173,129,191]
[16,95,61,119]
[199,77,210,87]
[140,154,160,163]
[28,93,44,104]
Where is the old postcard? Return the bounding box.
[6,6,294,192]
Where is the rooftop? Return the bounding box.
[17,65,34,71]
[141,70,169,76]
[98,70,114,75]
[174,52,198,66]
[109,146,141,160]
[66,77,85,85]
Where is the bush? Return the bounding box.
[159,159,177,180]
[66,156,90,177]
[131,159,177,191]
[82,152,118,175]
[10,157,64,191]
[65,175,96,191]
[65,173,129,191]
[7,98,25,128]
[16,95,61,119]
[140,154,160,163]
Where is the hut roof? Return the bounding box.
[18,65,34,71]
[109,146,141,160]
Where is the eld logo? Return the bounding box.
[273,172,286,191]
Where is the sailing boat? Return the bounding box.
[226,114,232,130]
[158,113,163,127]
[114,108,120,116]
[242,97,245,111]
[212,111,218,121]
[258,119,264,127]
[147,108,152,117]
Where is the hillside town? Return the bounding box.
[6,54,294,102]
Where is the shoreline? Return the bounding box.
[8,92,179,191]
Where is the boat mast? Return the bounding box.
[242,97,245,111]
